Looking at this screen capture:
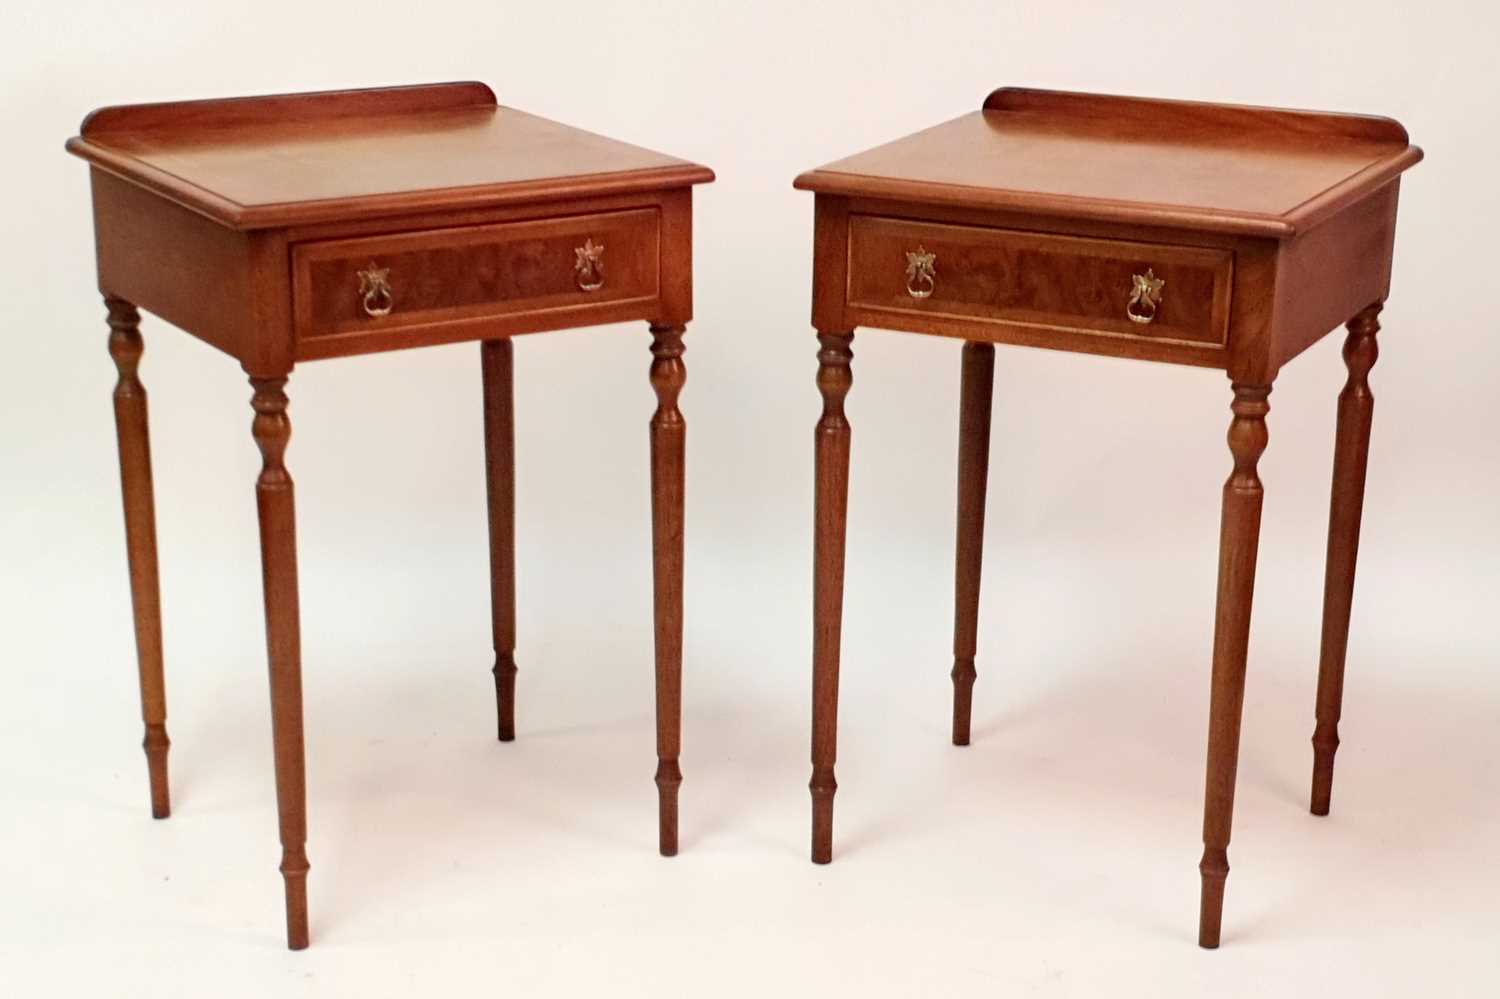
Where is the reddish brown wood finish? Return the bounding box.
[648,324,687,856]
[810,330,854,864]
[1311,304,1381,815]
[70,83,710,949]
[980,87,1411,144]
[847,215,1234,350]
[292,209,661,349]
[106,298,170,819]
[79,81,499,138]
[1266,185,1398,374]
[951,341,994,747]
[90,170,277,370]
[796,87,1419,238]
[73,83,711,372]
[799,87,1419,948]
[482,339,518,742]
[68,83,712,230]
[1199,383,1271,949]
[249,375,310,951]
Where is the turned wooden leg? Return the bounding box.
[1311,304,1381,816]
[1199,382,1271,949]
[648,324,686,857]
[106,297,171,819]
[811,330,853,864]
[951,341,994,747]
[481,339,518,742]
[249,375,310,951]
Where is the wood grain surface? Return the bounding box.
[798,85,1420,950]
[74,82,709,949]
[293,209,660,343]
[68,83,713,228]
[106,297,170,820]
[796,87,1420,238]
[1311,304,1382,817]
[847,214,1233,349]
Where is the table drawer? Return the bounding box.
[847,215,1233,348]
[292,208,660,342]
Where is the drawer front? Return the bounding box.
[847,215,1233,349]
[293,208,660,343]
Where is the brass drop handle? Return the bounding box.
[575,238,605,292]
[357,263,393,318]
[905,246,936,299]
[1126,268,1164,324]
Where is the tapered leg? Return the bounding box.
[951,341,995,747]
[1199,382,1271,949]
[481,339,518,742]
[105,298,171,820]
[811,331,854,864]
[249,375,310,951]
[1311,304,1381,816]
[648,324,686,856]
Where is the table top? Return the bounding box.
[795,88,1421,238]
[67,82,714,230]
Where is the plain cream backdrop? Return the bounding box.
[3,1,1497,996]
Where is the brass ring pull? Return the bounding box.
[357,263,393,318]
[575,238,605,292]
[905,246,936,299]
[1127,268,1164,325]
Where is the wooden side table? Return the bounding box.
[67,82,713,949]
[794,87,1421,947]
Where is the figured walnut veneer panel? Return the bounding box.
[848,214,1232,354]
[293,209,660,350]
